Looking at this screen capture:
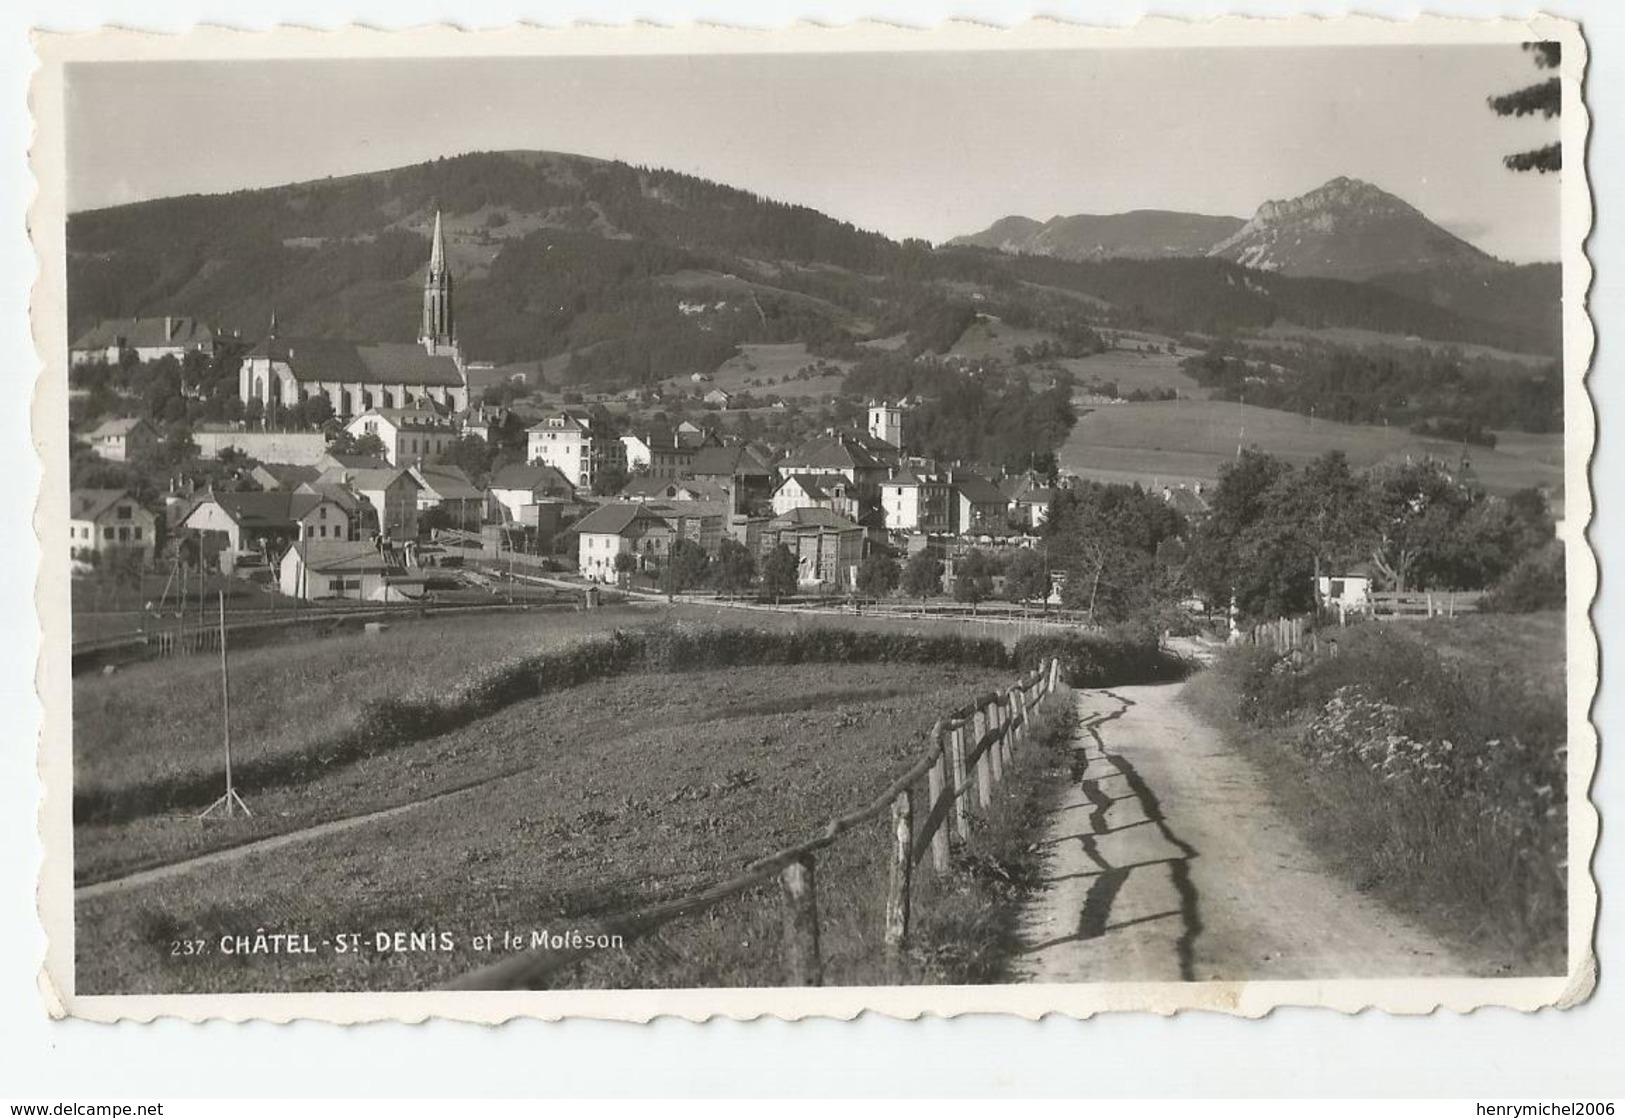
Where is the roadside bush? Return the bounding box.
[1012,631,1192,687]
[1190,621,1567,970]
[1481,541,1565,613]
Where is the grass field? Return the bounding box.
[76,659,1019,993]
[1058,345,1211,399]
[1245,323,1553,367]
[73,606,667,816]
[1058,399,1564,496]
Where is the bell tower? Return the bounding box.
[420,210,458,360]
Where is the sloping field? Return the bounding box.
[1059,399,1563,496]
[684,341,852,399]
[1058,343,1211,399]
[76,661,1011,993]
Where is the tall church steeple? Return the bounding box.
[420,209,457,359]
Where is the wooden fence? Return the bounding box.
[448,655,1065,990]
[1367,590,1483,619]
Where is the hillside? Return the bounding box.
[949,210,1245,261]
[1207,176,1499,281]
[68,151,1563,390]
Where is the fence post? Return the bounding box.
[884,790,912,970]
[948,719,970,842]
[992,695,1009,778]
[1048,656,1060,697]
[1008,686,1024,754]
[927,751,951,874]
[779,853,822,987]
[973,704,993,811]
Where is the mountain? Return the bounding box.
[68,152,1561,385]
[949,210,1244,261]
[1206,176,1500,282]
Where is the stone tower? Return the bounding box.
[868,401,903,449]
[420,210,458,359]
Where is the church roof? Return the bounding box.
[246,337,464,387]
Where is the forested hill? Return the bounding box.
[67,149,1561,380]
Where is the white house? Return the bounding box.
[84,416,160,463]
[773,473,861,522]
[316,467,422,540]
[278,539,424,602]
[69,489,157,563]
[575,502,675,583]
[346,406,459,467]
[488,463,576,524]
[527,409,624,491]
[408,464,486,528]
[880,469,953,533]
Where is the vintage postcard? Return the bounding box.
[30,17,1595,1023]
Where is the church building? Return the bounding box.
[237,212,471,419]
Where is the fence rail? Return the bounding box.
[447,655,1064,990]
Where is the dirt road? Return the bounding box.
[1014,683,1463,982]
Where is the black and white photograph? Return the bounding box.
[30,17,1593,1020]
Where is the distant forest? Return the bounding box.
[1181,340,1563,436]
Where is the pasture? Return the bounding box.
[76,659,1016,993]
[1058,398,1564,496]
[1058,343,1210,399]
[657,341,851,400]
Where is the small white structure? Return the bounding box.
[1316,567,1374,611]
[279,540,423,602]
[85,416,160,463]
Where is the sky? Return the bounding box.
[64,44,1564,262]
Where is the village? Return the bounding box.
[69,213,1231,625]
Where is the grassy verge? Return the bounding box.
[908,685,1079,983]
[1183,613,1566,974]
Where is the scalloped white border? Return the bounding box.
[28,13,1598,1024]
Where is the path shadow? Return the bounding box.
[1028,687,1205,980]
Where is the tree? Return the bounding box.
[1004,547,1048,608]
[436,434,494,483]
[711,538,756,596]
[759,544,798,603]
[1489,41,1561,173]
[592,461,630,497]
[855,552,900,599]
[660,539,710,599]
[613,551,637,585]
[901,547,944,604]
[952,548,994,614]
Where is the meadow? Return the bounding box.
[1058,398,1564,495]
[76,660,1028,993]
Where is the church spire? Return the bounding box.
[429,209,446,274]
[420,208,456,358]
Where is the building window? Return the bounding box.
[133,527,143,540]
[102,527,114,541]
[118,527,130,542]
[116,506,132,520]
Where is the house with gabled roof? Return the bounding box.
[180,488,358,571]
[771,473,863,521]
[69,489,157,563]
[84,416,160,463]
[488,462,576,524]
[347,405,459,467]
[279,539,424,602]
[952,471,1010,535]
[880,468,954,533]
[408,464,486,529]
[575,502,675,583]
[687,442,778,514]
[316,466,422,540]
